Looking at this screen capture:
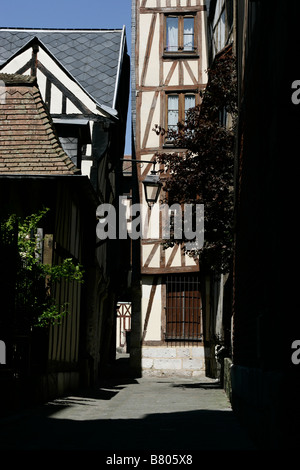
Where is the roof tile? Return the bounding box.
[0,73,79,175]
[0,28,125,107]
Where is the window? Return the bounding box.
[167,93,196,133]
[213,7,226,55]
[165,15,195,53]
[167,94,179,132]
[165,275,202,341]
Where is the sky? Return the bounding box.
[0,0,132,154]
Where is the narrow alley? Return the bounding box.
[0,357,257,455]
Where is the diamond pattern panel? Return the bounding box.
[0,29,123,108]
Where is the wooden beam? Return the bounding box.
[141,90,159,149]
[183,60,198,85]
[140,6,206,14]
[142,265,199,274]
[141,276,158,343]
[37,61,93,115]
[143,243,159,268]
[141,13,157,86]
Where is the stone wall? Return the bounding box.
[142,346,206,377]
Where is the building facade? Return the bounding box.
[231,0,299,449]
[200,0,235,382]
[0,28,130,403]
[0,73,99,410]
[131,0,208,377]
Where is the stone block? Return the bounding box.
[182,357,203,370]
[142,358,153,369]
[192,370,206,377]
[176,347,191,358]
[142,347,177,358]
[191,346,205,358]
[153,358,182,370]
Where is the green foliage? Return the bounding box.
[0,208,84,329]
[154,46,237,273]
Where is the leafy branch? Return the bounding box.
[154,45,237,273]
[1,208,84,328]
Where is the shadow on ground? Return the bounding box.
[0,407,257,451]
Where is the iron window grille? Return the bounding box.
[165,274,202,341]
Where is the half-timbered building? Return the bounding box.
[0,73,99,409]
[131,0,208,376]
[0,27,130,403]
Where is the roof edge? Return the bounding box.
[0,33,121,119]
[113,25,127,110]
[0,27,124,32]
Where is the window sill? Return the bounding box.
[165,336,203,342]
[163,141,176,149]
[163,52,199,59]
[163,141,187,150]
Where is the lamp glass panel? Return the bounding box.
[145,184,159,202]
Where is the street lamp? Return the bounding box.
[142,163,162,208]
[121,158,162,208]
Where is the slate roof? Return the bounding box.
[0,73,79,175]
[0,28,125,109]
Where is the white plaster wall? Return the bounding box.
[38,48,100,115]
[184,61,198,85]
[145,203,161,239]
[185,253,197,266]
[142,279,162,341]
[81,161,93,178]
[146,0,157,7]
[146,99,161,148]
[163,62,172,85]
[37,69,47,100]
[140,91,154,140]
[140,92,160,148]
[66,99,81,114]
[167,63,179,87]
[143,243,160,268]
[1,49,32,74]
[144,18,160,87]
[50,84,63,114]
[139,14,153,82]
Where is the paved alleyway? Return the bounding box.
[0,358,257,455]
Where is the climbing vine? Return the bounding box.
[0,208,84,328]
[154,45,237,273]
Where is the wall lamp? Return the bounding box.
[121,158,162,208]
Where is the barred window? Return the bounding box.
[165,274,202,341]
